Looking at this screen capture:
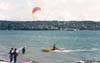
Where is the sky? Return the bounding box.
[0,0,100,21]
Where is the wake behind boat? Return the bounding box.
[77,59,100,63]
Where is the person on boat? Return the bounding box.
[13,48,18,63]
[22,47,25,54]
[52,44,58,50]
[9,48,14,63]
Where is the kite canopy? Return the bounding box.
[32,7,41,14]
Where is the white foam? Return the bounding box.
[16,47,25,53]
[0,62,9,63]
[51,48,100,53]
[21,61,32,63]
[52,50,73,52]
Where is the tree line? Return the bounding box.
[0,20,100,30]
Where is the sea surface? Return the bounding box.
[0,30,100,63]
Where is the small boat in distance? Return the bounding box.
[41,44,64,52]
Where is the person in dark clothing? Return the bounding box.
[13,48,18,63]
[22,47,25,54]
[52,44,57,50]
[9,48,14,63]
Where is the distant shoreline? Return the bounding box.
[0,20,100,30]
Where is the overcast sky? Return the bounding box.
[0,0,100,21]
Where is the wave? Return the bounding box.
[52,48,100,53]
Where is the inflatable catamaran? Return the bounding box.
[41,44,65,52]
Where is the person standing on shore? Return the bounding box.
[13,48,18,63]
[9,48,14,63]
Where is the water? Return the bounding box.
[0,30,100,63]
